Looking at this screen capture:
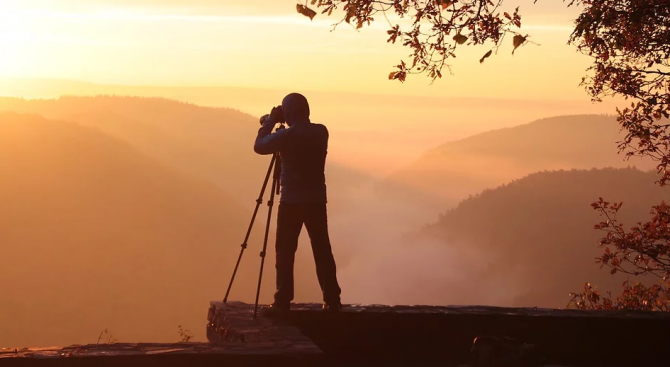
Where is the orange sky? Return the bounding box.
[0,0,593,100]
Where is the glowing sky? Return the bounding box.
[0,0,591,100]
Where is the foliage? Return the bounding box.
[568,281,670,311]
[178,325,195,342]
[297,0,529,82]
[568,198,670,310]
[567,0,670,184]
[592,198,670,279]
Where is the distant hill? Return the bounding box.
[372,168,667,308]
[0,77,627,177]
[0,113,289,347]
[0,96,267,201]
[0,96,369,212]
[0,96,377,271]
[379,115,657,213]
[0,96,374,281]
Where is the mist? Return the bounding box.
[0,78,624,177]
[0,87,661,349]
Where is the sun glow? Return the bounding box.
[0,0,592,100]
[0,7,41,76]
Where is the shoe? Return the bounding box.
[262,303,290,318]
[322,302,343,313]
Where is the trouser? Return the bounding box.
[274,202,341,306]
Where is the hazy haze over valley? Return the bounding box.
[0,0,665,350]
[0,78,622,177]
[0,84,662,347]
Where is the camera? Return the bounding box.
[259,106,284,126]
[259,114,270,125]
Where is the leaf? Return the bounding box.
[512,34,526,54]
[479,50,492,63]
[346,8,355,23]
[440,0,455,9]
[504,12,511,20]
[453,34,468,45]
[345,1,360,24]
[611,268,618,275]
[390,70,407,83]
[296,4,317,20]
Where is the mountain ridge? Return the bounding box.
[403,167,665,307]
[0,112,274,347]
[378,114,656,214]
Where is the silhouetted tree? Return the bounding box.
[568,199,670,311]
[568,0,670,183]
[298,0,527,82]
[566,0,670,309]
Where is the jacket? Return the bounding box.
[254,120,328,203]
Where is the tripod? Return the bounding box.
[223,128,283,319]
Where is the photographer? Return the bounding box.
[254,93,342,316]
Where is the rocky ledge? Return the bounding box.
[2,301,668,367]
[207,301,670,367]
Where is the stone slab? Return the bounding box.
[0,342,324,367]
[3,300,667,367]
[0,341,319,358]
[204,301,666,366]
[204,301,670,366]
[206,301,322,357]
[287,302,670,319]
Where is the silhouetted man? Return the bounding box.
[254,93,342,316]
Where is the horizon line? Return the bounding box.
[0,76,620,106]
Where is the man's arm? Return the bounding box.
[254,120,290,155]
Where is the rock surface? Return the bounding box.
[3,301,669,367]
[207,301,321,356]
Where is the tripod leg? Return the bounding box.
[223,154,277,303]
[253,175,279,319]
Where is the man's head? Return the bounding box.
[281,93,310,126]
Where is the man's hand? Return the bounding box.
[268,105,284,124]
[259,106,283,125]
[254,106,289,155]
